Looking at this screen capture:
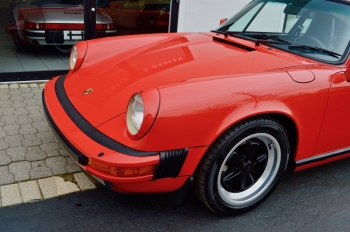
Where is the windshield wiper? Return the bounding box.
[211,30,242,37]
[211,31,291,45]
[288,45,342,58]
[251,34,291,44]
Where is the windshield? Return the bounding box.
[216,0,350,63]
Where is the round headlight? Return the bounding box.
[69,41,87,73]
[127,94,144,135]
[69,45,77,70]
[126,88,160,139]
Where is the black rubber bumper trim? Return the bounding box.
[54,74,158,157]
[153,149,188,180]
[43,91,88,165]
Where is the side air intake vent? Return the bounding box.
[153,149,188,180]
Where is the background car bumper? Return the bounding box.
[24,29,118,45]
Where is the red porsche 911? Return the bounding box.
[43,0,350,215]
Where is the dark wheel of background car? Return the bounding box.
[54,45,73,53]
[193,116,290,215]
[295,35,326,49]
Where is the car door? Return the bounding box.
[313,58,350,157]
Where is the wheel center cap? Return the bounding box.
[243,162,254,173]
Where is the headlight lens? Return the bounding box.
[126,88,160,139]
[127,94,144,135]
[69,41,87,73]
[69,45,77,70]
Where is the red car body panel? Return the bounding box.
[43,30,350,193]
[65,33,304,127]
[44,74,219,193]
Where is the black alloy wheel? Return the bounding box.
[193,116,290,215]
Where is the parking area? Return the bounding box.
[2,157,350,231]
[2,82,350,231]
[0,82,95,207]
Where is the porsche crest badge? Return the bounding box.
[83,88,93,95]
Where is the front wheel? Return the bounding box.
[193,116,290,215]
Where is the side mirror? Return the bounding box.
[220,18,227,25]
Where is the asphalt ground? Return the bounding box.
[1,158,350,232]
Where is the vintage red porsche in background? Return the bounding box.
[9,0,117,52]
[43,0,350,215]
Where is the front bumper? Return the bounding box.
[43,74,191,194]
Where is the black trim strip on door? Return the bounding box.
[54,74,158,157]
[296,147,350,166]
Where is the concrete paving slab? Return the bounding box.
[6,147,27,161]
[0,151,11,166]
[66,161,82,173]
[9,84,19,88]
[74,172,96,190]
[38,177,59,199]
[19,180,42,203]
[0,166,14,185]
[29,83,39,88]
[46,156,67,175]
[9,161,31,181]
[0,183,22,207]
[54,176,80,195]
[26,146,47,161]
[19,84,29,88]
[29,165,54,179]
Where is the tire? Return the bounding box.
[193,116,290,215]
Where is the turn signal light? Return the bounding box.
[88,158,156,177]
[114,166,155,177]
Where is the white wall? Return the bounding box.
[177,0,252,32]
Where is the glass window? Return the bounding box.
[228,2,264,32]
[217,0,350,63]
[0,0,171,76]
[246,2,287,33]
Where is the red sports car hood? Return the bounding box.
[64,33,306,127]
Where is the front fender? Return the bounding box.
[98,70,330,162]
[152,72,299,150]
